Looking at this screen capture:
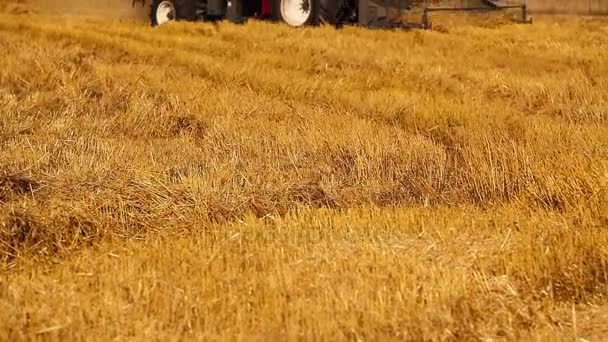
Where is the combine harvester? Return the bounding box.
[135,0,530,29]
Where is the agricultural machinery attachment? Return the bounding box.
[420,0,531,29]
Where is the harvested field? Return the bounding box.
[1,2,608,340]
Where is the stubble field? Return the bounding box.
[1,2,608,340]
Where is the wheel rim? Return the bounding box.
[156,1,175,25]
[281,0,312,27]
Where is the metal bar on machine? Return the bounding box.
[358,0,370,25]
[424,5,525,12]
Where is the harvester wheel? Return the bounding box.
[279,0,319,27]
[151,0,177,26]
[279,0,356,28]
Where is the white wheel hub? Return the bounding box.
[281,0,312,27]
[156,1,176,25]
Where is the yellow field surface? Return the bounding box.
[1,4,607,341]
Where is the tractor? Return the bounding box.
[140,0,360,28]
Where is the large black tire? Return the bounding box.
[150,0,198,26]
[331,0,358,27]
[319,0,357,27]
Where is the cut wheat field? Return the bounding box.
[1,3,608,340]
